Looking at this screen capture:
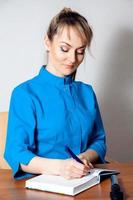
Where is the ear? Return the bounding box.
[44,35,51,51]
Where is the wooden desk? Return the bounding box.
[0,163,133,200]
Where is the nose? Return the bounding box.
[69,52,76,64]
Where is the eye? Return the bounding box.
[76,49,85,55]
[60,46,69,52]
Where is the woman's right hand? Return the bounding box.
[59,158,92,179]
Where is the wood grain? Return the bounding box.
[0,163,133,200]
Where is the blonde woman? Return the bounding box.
[4,8,106,180]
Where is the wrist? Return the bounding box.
[41,158,62,176]
[49,159,62,175]
[58,159,66,176]
[56,159,63,175]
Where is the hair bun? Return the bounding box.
[60,7,73,14]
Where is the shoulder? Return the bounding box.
[11,75,38,99]
[73,80,94,95]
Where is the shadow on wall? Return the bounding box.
[101,28,133,162]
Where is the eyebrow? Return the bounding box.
[60,42,86,49]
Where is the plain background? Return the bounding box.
[0,0,133,162]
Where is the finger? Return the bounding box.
[72,159,89,171]
[72,161,90,175]
[71,164,85,175]
[69,168,87,179]
[82,159,88,166]
[88,162,94,169]
[80,159,92,172]
[82,158,94,170]
[66,164,91,179]
[67,159,90,177]
[65,167,83,179]
[72,166,90,177]
[66,161,87,177]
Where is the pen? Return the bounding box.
[65,146,84,164]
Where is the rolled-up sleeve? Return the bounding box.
[4,86,36,179]
[88,90,106,163]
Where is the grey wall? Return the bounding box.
[0,0,133,162]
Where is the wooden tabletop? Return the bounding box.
[0,163,133,200]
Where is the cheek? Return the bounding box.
[77,55,84,64]
[52,50,66,62]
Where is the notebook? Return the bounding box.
[25,168,119,196]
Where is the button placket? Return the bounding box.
[63,85,75,111]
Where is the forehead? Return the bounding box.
[54,26,87,47]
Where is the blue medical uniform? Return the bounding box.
[4,66,106,179]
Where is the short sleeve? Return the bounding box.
[4,86,37,179]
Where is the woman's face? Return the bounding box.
[45,26,87,77]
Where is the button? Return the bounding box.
[64,86,68,91]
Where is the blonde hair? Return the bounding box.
[46,8,93,79]
[47,7,93,47]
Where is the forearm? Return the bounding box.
[20,155,92,179]
[79,149,99,164]
[20,156,62,175]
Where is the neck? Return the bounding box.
[45,64,65,78]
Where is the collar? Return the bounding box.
[38,66,73,89]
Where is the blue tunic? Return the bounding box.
[4,66,106,179]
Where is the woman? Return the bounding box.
[4,8,106,180]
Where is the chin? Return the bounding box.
[63,71,73,76]
[63,69,75,76]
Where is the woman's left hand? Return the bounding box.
[78,154,94,169]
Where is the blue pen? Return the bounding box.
[65,146,84,164]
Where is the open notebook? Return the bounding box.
[25,168,119,196]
